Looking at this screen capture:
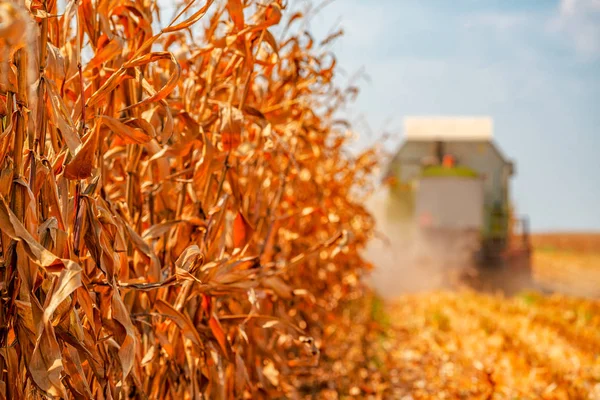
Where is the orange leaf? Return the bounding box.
[162,0,214,33]
[85,34,124,70]
[201,293,212,315]
[0,197,77,271]
[233,211,253,249]
[221,131,241,151]
[64,126,98,180]
[46,80,82,155]
[226,0,244,31]
[220,106,243,150]
[99,115,153,144]
[155,299,203,349]
[209,314,229,355]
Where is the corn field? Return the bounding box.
[0,0,383,398]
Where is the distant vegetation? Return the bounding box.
[532,233,600,254]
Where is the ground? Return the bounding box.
[381,291,600,399]
[372,233,600,399]
[532,233,600,297]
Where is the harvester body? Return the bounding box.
[383,117,531,291]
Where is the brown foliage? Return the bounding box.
[0,0,380,398]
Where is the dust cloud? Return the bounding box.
[362,187,477,298]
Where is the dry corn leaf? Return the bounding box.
[209,313,229,356]
[162,0,215,33]
[155,299,203,349]
[226,0,245,31]
[233,210,253,249]
[64,127,98,180]
[99,115,153,144]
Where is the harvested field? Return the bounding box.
[531,233,600,254]
[533,251,600,297]
[384,291,600,399]
[531,233,600,297]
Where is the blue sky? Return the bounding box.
[304,0,600,232]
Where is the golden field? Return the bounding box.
[382,291,600,399]
[531,233,600,297]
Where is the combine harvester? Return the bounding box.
[372,117,533,294]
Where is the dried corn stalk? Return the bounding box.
[0,0,380,398]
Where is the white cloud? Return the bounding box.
[550,0,600,56]
[463,13,528,31]
[560,0,600,13]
